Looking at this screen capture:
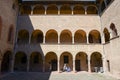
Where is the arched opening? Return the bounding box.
[0,16,2,38]
[91,52,103,72]
[45,52,57,72]
[14,52,27,71]
[101,1,106,12]
[75,52,88,72]
[17,29,29,44]
[73,5,85,14]
[8,25,14,44]
[31,30,43,44]
[30,52,43,72]
[60,52,73,72]
[60,30,72,44]
[1,51,12,72]
[47,4,58,14]
[33,5,45,14]
[60,4,72,14]
[110,23,118,38]
[45,29,58,43]
[89,30,101,43]
[87,6,98,14]
[74,30,87,43]
[103,28,110,43]
[20,5,31,15]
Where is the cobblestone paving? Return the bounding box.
[0,72,119,80]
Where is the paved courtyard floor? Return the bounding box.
[0,72,119,80]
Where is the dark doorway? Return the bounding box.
[75,60,81,71]
[51,59,57,71]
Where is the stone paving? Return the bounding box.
[0,72,119,80]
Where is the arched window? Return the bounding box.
[103,28,110,42]
[0,16,2,39]
[73,5,85,14]
[110,23,118,38]
[31,30,43,44]
[60,30,72,44]
[89,30,101,43]
[20,5,31,15]
[33,5,45,14]
[47,4,58,14]
[87,6,98,14]
[17,29,29,44]
[60,4,72,14]
[8,25,14,44]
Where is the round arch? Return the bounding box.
[29,52,43,72]
[90,52,103,72]
[60,4,72,14]
[73,5,85,14]
[1,51,12,72]
[31,30,43,44]
[33,5,45,14]
[87,5,98,14]
[45,52,57,72]
[45,29,58,43]
[47,4,58,14]
[14,51,27,71]
[74,30,87,43]
[17,29,29,44]
[20,5,31,15]
[103,28,110,43]
[60,52,73,71]
[89,30,101,43]
[110,23,118,37]
[75,52,88,71]
[60,30,72,44]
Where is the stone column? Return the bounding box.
[27,57,30,72]
[102,56,107,73]
[71,6,74,15]
[44,5,47,15]
[57,58,60,72]
[42,59,45,72]
[85,6,87,15]
[58,6,61,15]
[31,6,34,15]
[88,56,91,72]
[87,34,89,44]
[58,35,60,44]
[43,36,45,44]
[73,59,76,72]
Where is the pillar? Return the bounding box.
[88,56,91,72]
[71,6,74,15]
[44,5,47,15]
[58,35,60,44]
[43,36,45,44]
[87,34,89,44]
[57,58,60,72]
[42,59,45,72]
[102,56,107,73]
[85,6,87,15]
[27,57,30,72]
[58,6,61,15]
[73,59,76,72]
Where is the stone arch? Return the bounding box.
[110,23,118,38]
[103,28,110,43]
[17,29,29,44]
[74,30,87,43]
[33,5,45,14]
[45,52,57,72]
[1,51,12,72]
[60,4,72,14]
[20,5,31,15]
[87,5,98,14]
[60,52,73,71]
[45,29,58,43]
[47,4,58,14]
[90,52,103,72]
[31,30,43,44]
[89,30,101,43]
[75,52,88,71]
[14,51,27,71]
[60,30,72,44]
[8,25,14,43]
[73,5,85,14]
[29,52,43,72]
